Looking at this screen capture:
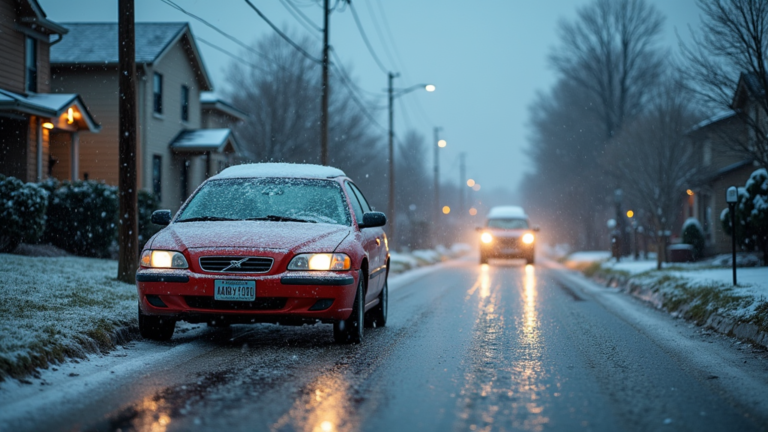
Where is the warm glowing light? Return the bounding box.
[469,207,478,216]
[67,107,74,124]
[686,189,694,196]
[442,205,451,214]
[466,179,475,187]
[425,84,436,92]
[472,184,481,191]
[42,122,54,130]
[626,210,634,218]
[437,139,447,148]
[151,251,173,268]
[481,232,493,243]
[320,421,334,432]
[308,254,332,270]
[522,233,535,244]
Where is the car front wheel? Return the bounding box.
[334,272,365,344]
[138,303,176,341]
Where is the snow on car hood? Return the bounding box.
[149,221,351,253]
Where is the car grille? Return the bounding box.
[496,237,520,247]
[184,296,287,311]
[199,256,274,273]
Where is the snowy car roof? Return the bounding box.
[211,163,346,180]
[487,206,528,219]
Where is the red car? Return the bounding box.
[136,163,389,344]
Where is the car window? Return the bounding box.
[178,178,351,225]
[348,183,372,213]
[345,182,365,223]
[487,218,529,229]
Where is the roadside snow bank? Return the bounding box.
[0,254,137,380]
[389,244,471,275]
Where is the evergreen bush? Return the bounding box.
[681,217,705,260]
[0,175,49,253]
[138,190,161,249]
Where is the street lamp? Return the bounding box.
[387,72,435,249]
[726,186,738,285]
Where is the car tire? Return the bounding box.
[334,273,365,344]
[366,278,388,328]
[480,253,488,265]
[526,254,535,265]
[138,303,176,341]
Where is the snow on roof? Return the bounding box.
[51,23,187,65]
[212,163,346,180]
[689,110,736,133]
[0,89,100,131]
[200,92,247,121]
[487,206,527,219]
[170,129,236,153]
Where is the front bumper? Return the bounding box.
[136,269,358,323]
[480,242,534,258]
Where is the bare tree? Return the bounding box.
[681,0,768,168]
[551,0,665,138]
[606,79,703,268]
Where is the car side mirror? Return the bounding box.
[475,227,483,232]
[360,211,386,228]
[533,226,541,232]
[151,210,172,226]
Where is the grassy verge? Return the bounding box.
[0,254,138,381]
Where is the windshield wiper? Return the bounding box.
[245,215,316,223]
[177,216,239,223]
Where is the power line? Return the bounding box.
[279,0,322,37]
[348,1,389,74]
[197,37,268,74]
[374,0,408,72]
[330,49,385,99]
[243,0,322,63]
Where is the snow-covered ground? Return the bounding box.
[389,243,471,274]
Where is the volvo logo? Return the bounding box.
[222,257,249,272]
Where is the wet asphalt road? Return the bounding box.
[3,259,768,432]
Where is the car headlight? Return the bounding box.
[140,250,189,269]
[288,253,351,271]
[481,232,493,244]
[522,233,535,244]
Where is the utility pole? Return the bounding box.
[117,0,138,283]
[320,0,329,166]
[388,72,398,247]
[459,152,466,215]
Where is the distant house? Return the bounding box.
[0,0,100,183]
[686,73,762,255]
[49,22,241,210]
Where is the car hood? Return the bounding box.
[149,221,352,253]
[485,228,528,238]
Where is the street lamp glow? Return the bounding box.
[438,139,447,148]
[469,207,478,216]
[425,84,436,92]
[626,210,634,218]
[442,206,451,214]
[467,179,475,187]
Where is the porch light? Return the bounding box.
[67,107,74,124]
[42,122,54,130]
[626,210,634,218]
[686,189,694,196]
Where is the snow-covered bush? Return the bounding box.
[721,168,768,264]
[0,175,49,253]
[43,180,118,257]
[138,190,161,249]
[681,217,705,259]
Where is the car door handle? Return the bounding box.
[376,238,381,246]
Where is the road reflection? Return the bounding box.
[271,369,355,432]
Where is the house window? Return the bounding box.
[153,73,163,114]
[25,37,37,93]
[181,85,189,122]
[152,155,162,201]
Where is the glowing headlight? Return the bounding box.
[140,250,188,269]
[288,253,351,271]
[481,232,493,244]
[522,233,535,244]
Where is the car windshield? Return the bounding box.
[177,178,351,225]
[487,218,529,229]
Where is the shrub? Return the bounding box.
[682,217,705,259]
[138,190,161,249]
[0,175,49,253]
[721,168,768,264]
[43,180,118,257]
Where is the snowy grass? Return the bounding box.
[0,254,137,380]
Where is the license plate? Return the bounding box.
[214,280,255,301]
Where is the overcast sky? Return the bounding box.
[40,0,701,196]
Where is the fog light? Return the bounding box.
[309,299,334,311]
[146,295,167,308]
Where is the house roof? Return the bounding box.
[169,129,239,154]
[688,110,737,134]
[16,0,68,35]
[200,92,247,122]
[50,22,213,91]
[708,159,755,182]
[0,88,100,132]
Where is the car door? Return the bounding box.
[347,182,386,299]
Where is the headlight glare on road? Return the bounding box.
[288,253,351,271]
[522,233,535,244]
[140,250,189,269]
[481,232,493,244]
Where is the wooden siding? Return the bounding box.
[51,66,121,185]
[49,131,71,180]
[0,115,28,179]
[0,0,25,93]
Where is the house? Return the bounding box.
[686,73,762,255]
[0,0,100,183]
[49,22,241,210]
